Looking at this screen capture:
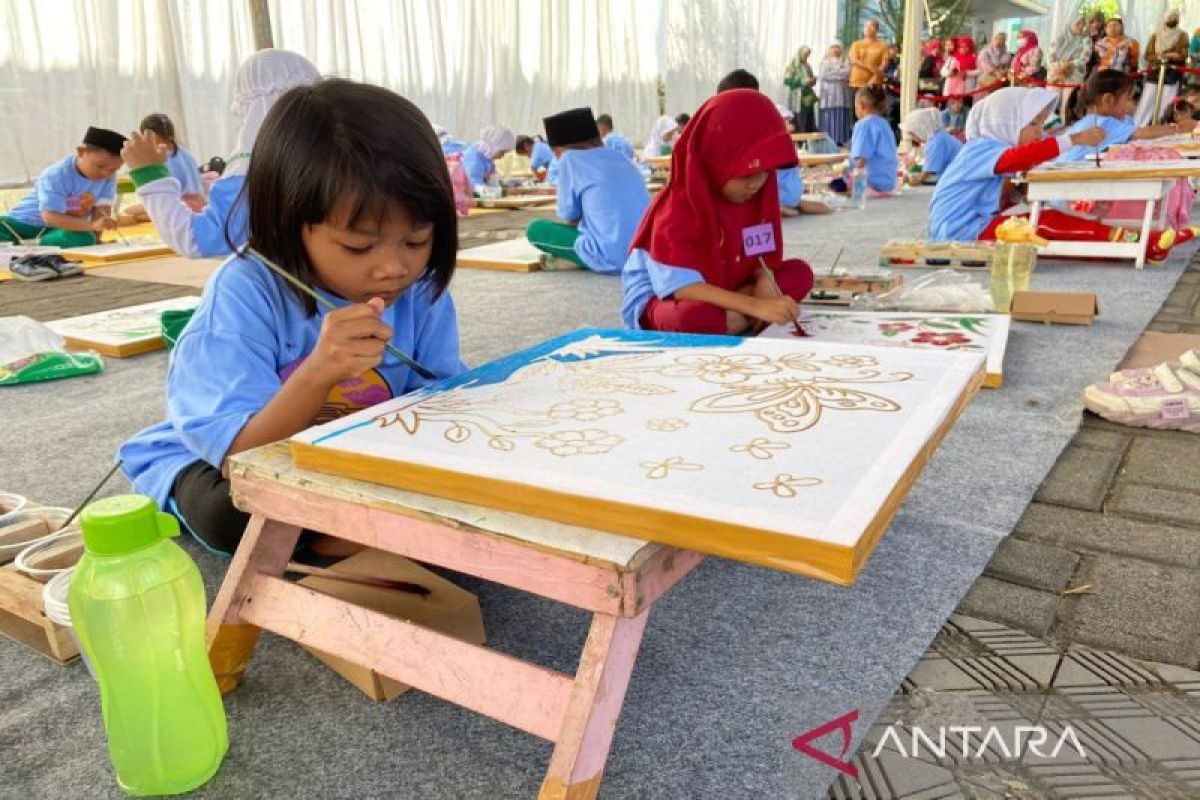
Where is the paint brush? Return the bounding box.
[245,246,435,380]
[61,461,123,530]
[1093,146,1101,169]
[286,561,431,596]
[113,226,130,247]
[828,247,844,276]
[758,257,805,337]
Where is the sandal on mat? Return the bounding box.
[44,255,82,277]
[9,255,59,282]
[1084,359,1200,432]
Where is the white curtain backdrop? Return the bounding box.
[0,0,255,185]
[1,0,838,183]
[665,0,839,119]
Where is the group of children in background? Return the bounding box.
[9,46,1199,552]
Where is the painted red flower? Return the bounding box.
[912,331,972,347]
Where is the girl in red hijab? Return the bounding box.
[620,89,814,334]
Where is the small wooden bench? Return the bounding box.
[206,443,704,799]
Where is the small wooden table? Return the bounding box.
[1024,161,1200,269]
[206,444,704,799]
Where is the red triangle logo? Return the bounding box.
[792,709,860,779]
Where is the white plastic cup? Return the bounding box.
[42,569,95,678]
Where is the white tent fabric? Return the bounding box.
[1,0,255,185]
[1,0,837,184]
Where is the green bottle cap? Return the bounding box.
[80,494,180,556]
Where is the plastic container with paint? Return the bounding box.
[69,495,228,796]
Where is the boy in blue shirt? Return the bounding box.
[525,107,651,274]
[1,127,125,247]
[596,114,636,160]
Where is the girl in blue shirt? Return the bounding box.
[121,49,320,257]
[849,85,899,194]
[462,126,516,189]
[901,107,961,185]
[137,114,205,210]
[120,79,466,554]
[1058,69,1196,163]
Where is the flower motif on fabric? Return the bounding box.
[547,398,623,421]
[534,429,624,457]
[646,417,689,432]
[730,437,791,460]
[753,473,823,498]
[911,331,972,347]
[661,353,781,384]
[640,456,705,480]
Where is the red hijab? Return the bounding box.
[629,89,797,291]
[955,36,977,71]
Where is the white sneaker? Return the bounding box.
[1084,357,1200,432]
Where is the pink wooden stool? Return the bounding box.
[206,443,703,799]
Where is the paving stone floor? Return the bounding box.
[826,254,1200,798]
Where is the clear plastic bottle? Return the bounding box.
[852,166,868,210]
[69,495,228,796]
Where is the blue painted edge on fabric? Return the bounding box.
[309,327,742,445]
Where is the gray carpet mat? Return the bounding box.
[0,189,1189,798]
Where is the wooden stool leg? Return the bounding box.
[539,609,651,800]
[206,515,302,693]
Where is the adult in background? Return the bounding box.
[818,41,854,145]
[1085,11,1107,77]
[784,46,818,132]
[1049,16,1092,117]
[1137,9,1190,125]
[977,32,1012,90]
[849,20,891,89]
[1095,18,1138,75]
[918,38,944,97]
[1012,30,1045,85]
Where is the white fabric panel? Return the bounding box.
[1,0,255,185]
[267,0,665,148]
[664,0,839,120]
[3,0,839,180]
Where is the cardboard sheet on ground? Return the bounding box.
[456,238,543,272]
[292,329,984,582]
[762,310,1011,389]
[46,295,201,357]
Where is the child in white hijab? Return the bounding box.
[121,49,320,257]
[641,116,679,160]
[925,87,1186,259]
[462,126,516,187]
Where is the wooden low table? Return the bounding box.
[206,443,704,799]
[1024,161,1200,270]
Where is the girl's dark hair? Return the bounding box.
[140,113,177,151]
[856,85,887,111]
[1080,69,1133,109]
[232,78,458,315]
[515,134,534,155]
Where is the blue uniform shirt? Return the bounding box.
[850,114,899,192]
[556,148,651,274]
[621,249,705,328]
[922,130,962,176]
[166,146,204,196]
[529,140,554,172]
[1058,113,1136,162]
[777,166,802,208]
[119,254,465,509]
[603,132,636,160]
[461,144,495,187]
[192,174,248,256]
[928,137,1009,241]
[9,154,117,226]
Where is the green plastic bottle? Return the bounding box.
[68,495,228,796]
